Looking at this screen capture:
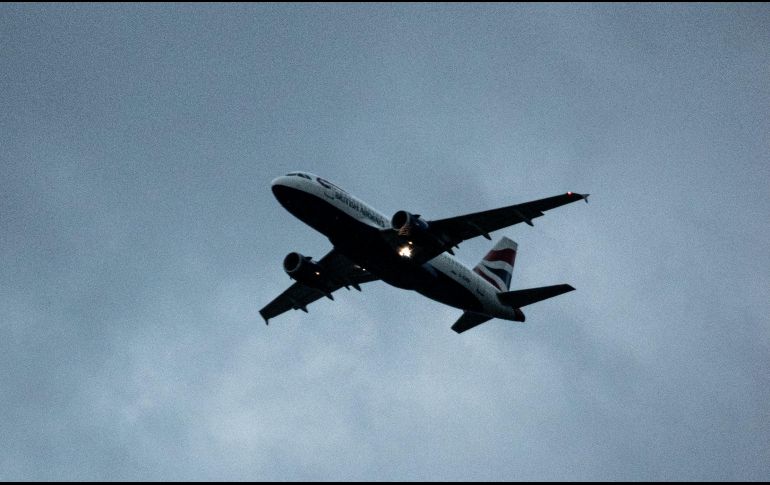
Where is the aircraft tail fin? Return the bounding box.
[497,284,575,308]
[473,237,517,291]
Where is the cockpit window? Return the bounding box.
[286,172,312,180]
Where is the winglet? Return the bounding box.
[568,191,590,203]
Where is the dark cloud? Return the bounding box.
[1,3,768,481]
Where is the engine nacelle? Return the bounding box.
[391,210,430,238]
[391,210,448,258]
[283,252,325,288]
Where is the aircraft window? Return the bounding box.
[286,172,312,179]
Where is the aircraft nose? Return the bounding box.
[271,179,286,198]
[271,178,294,207]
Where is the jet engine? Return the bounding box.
[391,210,430,238]
[391,210,448,257]
[283,252,325,289]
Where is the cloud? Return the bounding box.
[2,3,769,481]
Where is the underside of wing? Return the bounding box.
[260,249,379,324]
[431,192,589,246]
[451,311,492,334]
[259,283,325,323]
[382,192,588,265]
[497,284,575,308]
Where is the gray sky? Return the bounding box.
[2,3,769,481]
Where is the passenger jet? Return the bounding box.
[260,172,588,333]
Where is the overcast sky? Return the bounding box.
[2,3,769,481]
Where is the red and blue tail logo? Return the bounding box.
[473,237,517,292]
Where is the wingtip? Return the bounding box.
[567,192,590,203]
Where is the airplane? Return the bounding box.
[260,171,588,333]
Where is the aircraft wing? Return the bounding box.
[259,249,379,324]
[430,192,589,248]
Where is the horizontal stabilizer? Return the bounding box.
[451,311,492,334]
[497,284,575,308]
